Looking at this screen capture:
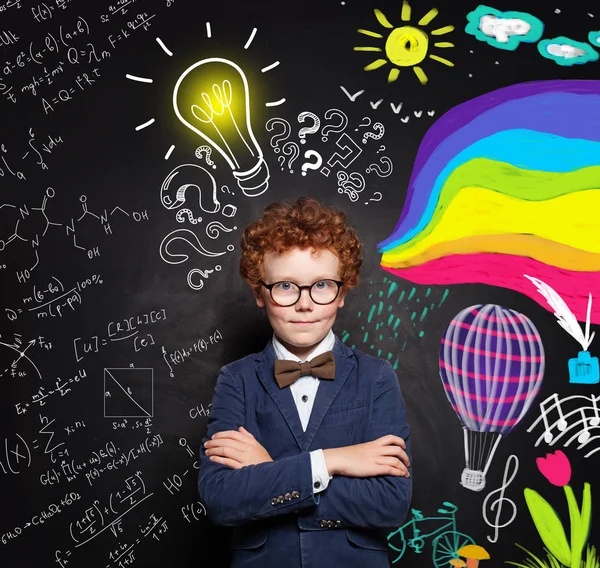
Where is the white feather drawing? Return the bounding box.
[524,274,595,351]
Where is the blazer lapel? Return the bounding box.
[255,339,305,450]
[301,336,355,452]
[255,335,356,453]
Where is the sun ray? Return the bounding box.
[388,68,400,82]
[434,42,454,48]
[431,25,455,35]
[364,59,388,71]
[374,9,394,29]
[429,53,454,66]
[400,0,411,22]
[413,66,428,84]
[358,28,384,38]
[354,46,382,51]
[418,7,438,26]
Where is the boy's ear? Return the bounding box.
[337,287,347,308]
[253,287,266,308]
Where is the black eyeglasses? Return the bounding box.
[260,279,344,307]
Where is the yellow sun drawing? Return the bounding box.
[354,1,455,85]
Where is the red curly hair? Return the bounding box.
[239,197,362,296]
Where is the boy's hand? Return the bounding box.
[323,435,410,478]
[204,426,273,469]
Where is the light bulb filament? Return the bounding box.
[190,79,255,169]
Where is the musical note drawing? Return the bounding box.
[539,393,568,443]
[527,392,600,457]
[482,454,519,543]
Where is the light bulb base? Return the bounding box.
[233,157,270,197]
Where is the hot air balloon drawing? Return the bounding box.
[439,304,545,491]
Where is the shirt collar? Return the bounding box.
[272,328,335,363]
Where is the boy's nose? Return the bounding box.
[296,288,314,307]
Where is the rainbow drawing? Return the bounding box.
[378,80,600,324]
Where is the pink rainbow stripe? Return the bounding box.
[382,253,600,324]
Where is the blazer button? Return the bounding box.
[291,490,300,498]
[277,495,285,504]
[319,519,328,528]
[327,520,335,528]
[335,520,342,528]
[270,497,278,506]
[284,492,292,501]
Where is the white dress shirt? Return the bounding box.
[272,329,334,494]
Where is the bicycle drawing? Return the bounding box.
[387,501,475,566]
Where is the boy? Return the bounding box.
[198,197,412,568]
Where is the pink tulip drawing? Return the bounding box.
[509,450,593,568]
[536,450,572,487]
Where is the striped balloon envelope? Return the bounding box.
[439,304,545,491]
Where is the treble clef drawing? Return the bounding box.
[481,454,519,543]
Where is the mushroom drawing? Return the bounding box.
[457,544,490,568]
[449,560,467,567]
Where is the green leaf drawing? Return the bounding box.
[524,488,571,565]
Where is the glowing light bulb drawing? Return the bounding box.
[173,57,269,197]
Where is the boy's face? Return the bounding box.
[254,247,346,360]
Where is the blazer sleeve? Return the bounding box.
[197,364,318,527]
[314,359,413,529]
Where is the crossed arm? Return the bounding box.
[198,361,412,527]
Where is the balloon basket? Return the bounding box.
[568,350,599,384]
[460,468,486,492]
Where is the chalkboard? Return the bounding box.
[2,0,600,566]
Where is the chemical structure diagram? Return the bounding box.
[0,186,149,283]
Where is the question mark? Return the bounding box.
[277,155,286,169]
[354,116,371,131]
[206,220,237,239]
[282,141,300,173]
[195,145,216,168]
[362,122,385,144]
[301,150,323,176]
[160,164,221,220]
[365,191,383,205]
[175,209,202,224]
[366,156,393,178]
[321,109,349,142]
[320,133,363,177]
[297,111,321,144]
[336,171,366,203]
[159,228,233,264]
[222,203,237,217]
[265,118,292,153]
[377,145,385,153]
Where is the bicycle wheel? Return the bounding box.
[432,531,475,567]
[386,529,407,563]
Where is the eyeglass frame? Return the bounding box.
[259,279,345,306]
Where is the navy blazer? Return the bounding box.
[198,333,412,568]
